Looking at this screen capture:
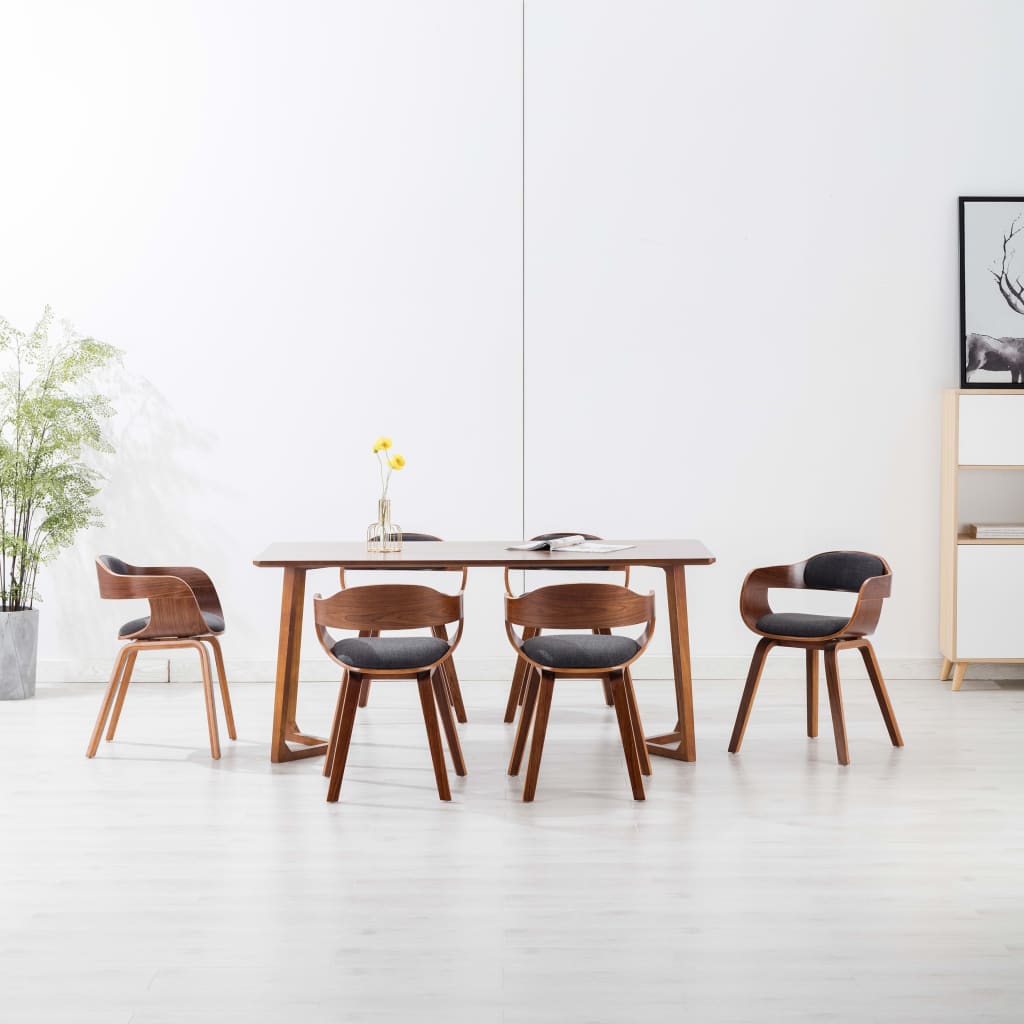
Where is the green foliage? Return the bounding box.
[0,307,120,610]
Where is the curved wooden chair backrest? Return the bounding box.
[503,532,631,595]
[315,584,463,633]
[506,583,654,632]
[95,555,218,639]
[339,533,468,591]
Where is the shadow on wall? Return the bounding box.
[40,364,227,678]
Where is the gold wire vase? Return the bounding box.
[366,497,402,553]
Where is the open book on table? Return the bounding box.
[507,535,635,553]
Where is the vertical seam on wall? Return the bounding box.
[521,0,526,543]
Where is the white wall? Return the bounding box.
[524,0,1024,674]
[0,0,523,680]
[0,0,1021,682]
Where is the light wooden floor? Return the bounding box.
[2,673,1023,1023]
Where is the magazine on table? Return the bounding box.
[506,535,634,553]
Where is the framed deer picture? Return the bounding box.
[960,196,1024,388]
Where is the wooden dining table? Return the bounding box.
[253,540,715,765]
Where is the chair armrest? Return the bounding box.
[632,622,655,657]
[311,595,337,659]
[134,566,223,619]
[843,574,892,637]
[739,561,807,632]
[120,575,210,639]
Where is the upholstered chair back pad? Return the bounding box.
[802,552,886,592]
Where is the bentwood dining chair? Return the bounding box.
[502,532,631,722]
[339,532,468,723]
[87,556,237,760]
[728,551,903,766]
[315,584,466,802]
[504,583,654,802]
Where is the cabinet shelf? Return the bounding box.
[958,535,1024,545]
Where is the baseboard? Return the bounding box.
[37,655,1024,684]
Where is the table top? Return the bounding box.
[253,539,715,570]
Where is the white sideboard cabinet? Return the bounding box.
[940,389,1024,688]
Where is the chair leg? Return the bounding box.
[623,668,652,776]
[822,646,849,766]
[523,672,555,803]
[505,628,538,722]
[326,673,362,802]
[206,636,237,741]
[417,672,451,801]
[433,625,467,723]
[728,638,774,753]
[195,642,221,760]
[432,672,467,776]
[105,648,139,741]
[596,629,615,706]
[443,659,468,724]
[358,631,374,707]
[86,646,131,758]
[806,649,819,739]
[505,654,530,723]
[358,679,372,707]
[859,642,904,747]
[508,666,541,776]
[601,677,615,707]
[324,673,350,779]
[610,672,645,801]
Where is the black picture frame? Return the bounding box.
[960,195,1024,389]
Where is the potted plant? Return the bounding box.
[0,307,119,699]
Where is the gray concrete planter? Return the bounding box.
[0,609,39,700]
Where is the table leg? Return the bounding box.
[271,566,328,763]
[645,564,697,762]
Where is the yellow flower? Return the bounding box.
[388,453,406,470]
[372,436,393,452]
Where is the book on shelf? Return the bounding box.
[966,523,1024,539]
[506,535,635,553]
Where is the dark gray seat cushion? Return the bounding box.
[521,633,640,669]
[119,611,225,637]
[331,636,450,670]
[756,612,850,638]
[804,552,885,592]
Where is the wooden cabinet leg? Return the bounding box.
[952,662,967,691]
[940,657,953,682]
